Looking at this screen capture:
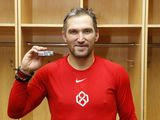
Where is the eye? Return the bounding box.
[68,29,78,35]
[83,29,93,34]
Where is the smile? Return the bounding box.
[75,45,88,47]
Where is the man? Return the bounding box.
[8,8,137,120]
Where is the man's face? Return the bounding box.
[63,15,99,58]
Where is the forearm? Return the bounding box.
[8,81,30,118]
[8,80,46,119]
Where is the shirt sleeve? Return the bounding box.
[115,65,137,120]
[8,68,47,119]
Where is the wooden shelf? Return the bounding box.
[148,0,160,24]
[21,24,63,28]
[21,24,143,28]
[98,24,142,28]
[147,27,160,120]
[147,24,160,28]
[0,0,15,23]
[0,38,15,119]
[148,27,160,36]
[87,0,143,24]
[20,26,142,44]
[0,46,15,119]
[21,0,80,24]
[0,27,15,42]
[0,1,15,120]
[21,26,62,37]
[0,23,15,27]
[99,27,141,42]
[146,1,160,117]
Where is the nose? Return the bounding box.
[77,32,85,43]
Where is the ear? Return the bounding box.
[95,30,99,42]
[62,31,67,42]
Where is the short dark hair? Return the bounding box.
[63,8,97,32]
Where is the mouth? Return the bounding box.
[75,45,88,47]
[74,45,88,52]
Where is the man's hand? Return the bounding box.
[20,46,47,74]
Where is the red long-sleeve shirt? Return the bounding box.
[8,56,137,120]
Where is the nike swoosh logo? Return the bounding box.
[76,78,86,83]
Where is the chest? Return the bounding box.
[47,70,117,110]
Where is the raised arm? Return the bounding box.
[8,46,48,119]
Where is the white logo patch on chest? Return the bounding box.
[76,91,89,107]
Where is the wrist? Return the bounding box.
[20,66,34,76]
[15,66,34,82]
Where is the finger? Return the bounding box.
[28,47,38,54]
[24,46,48,59]
[24,46,39,57]
[32,46,48,51]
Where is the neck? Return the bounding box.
[67,53,95,70]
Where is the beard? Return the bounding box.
[68,45,94,58]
